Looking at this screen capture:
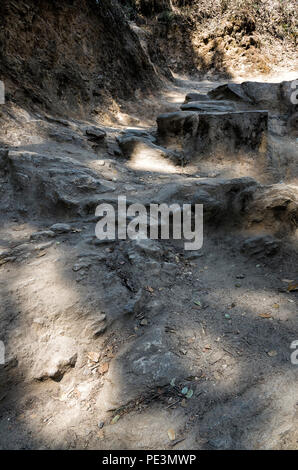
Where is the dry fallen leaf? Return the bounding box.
[168,428,176,441]
[87,352,100,363]
[111,415,120,425]
[258,313,272,319]
[99,362,109,374]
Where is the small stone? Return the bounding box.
[88,352,100,363]
[267,350,277,357]
[168,429,176,441]
[72,262,90,272]
[49,223,72,234]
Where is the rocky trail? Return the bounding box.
[0,74,297,450]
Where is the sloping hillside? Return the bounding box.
[122,0,297,76]
[0,0,170,117]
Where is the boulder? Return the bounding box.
[193,111,268,156]
[208,79,298,114]
[157,110,268,158]
[242,81,281,110]
[208,83,253,103]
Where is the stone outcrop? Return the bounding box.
[208,79,298,114]
[157,110,268,158]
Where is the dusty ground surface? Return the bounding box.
[0,73,297,450]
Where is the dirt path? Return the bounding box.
[0,74,297,450]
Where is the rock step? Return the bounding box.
[157,110,268,158]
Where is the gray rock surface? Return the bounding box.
[50,223,72,234]
[157,110,268,158]
[208,82,254,103]
[117,135,183,164]
[181,100,236,112]
[208,79,298,114]
[6,151,115,216]
[97,328,185,410]
[30,230,56,241]
[184,92,210,103]
[31,336,77,381]
[241,235,281,258]
[85,126,107,140]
